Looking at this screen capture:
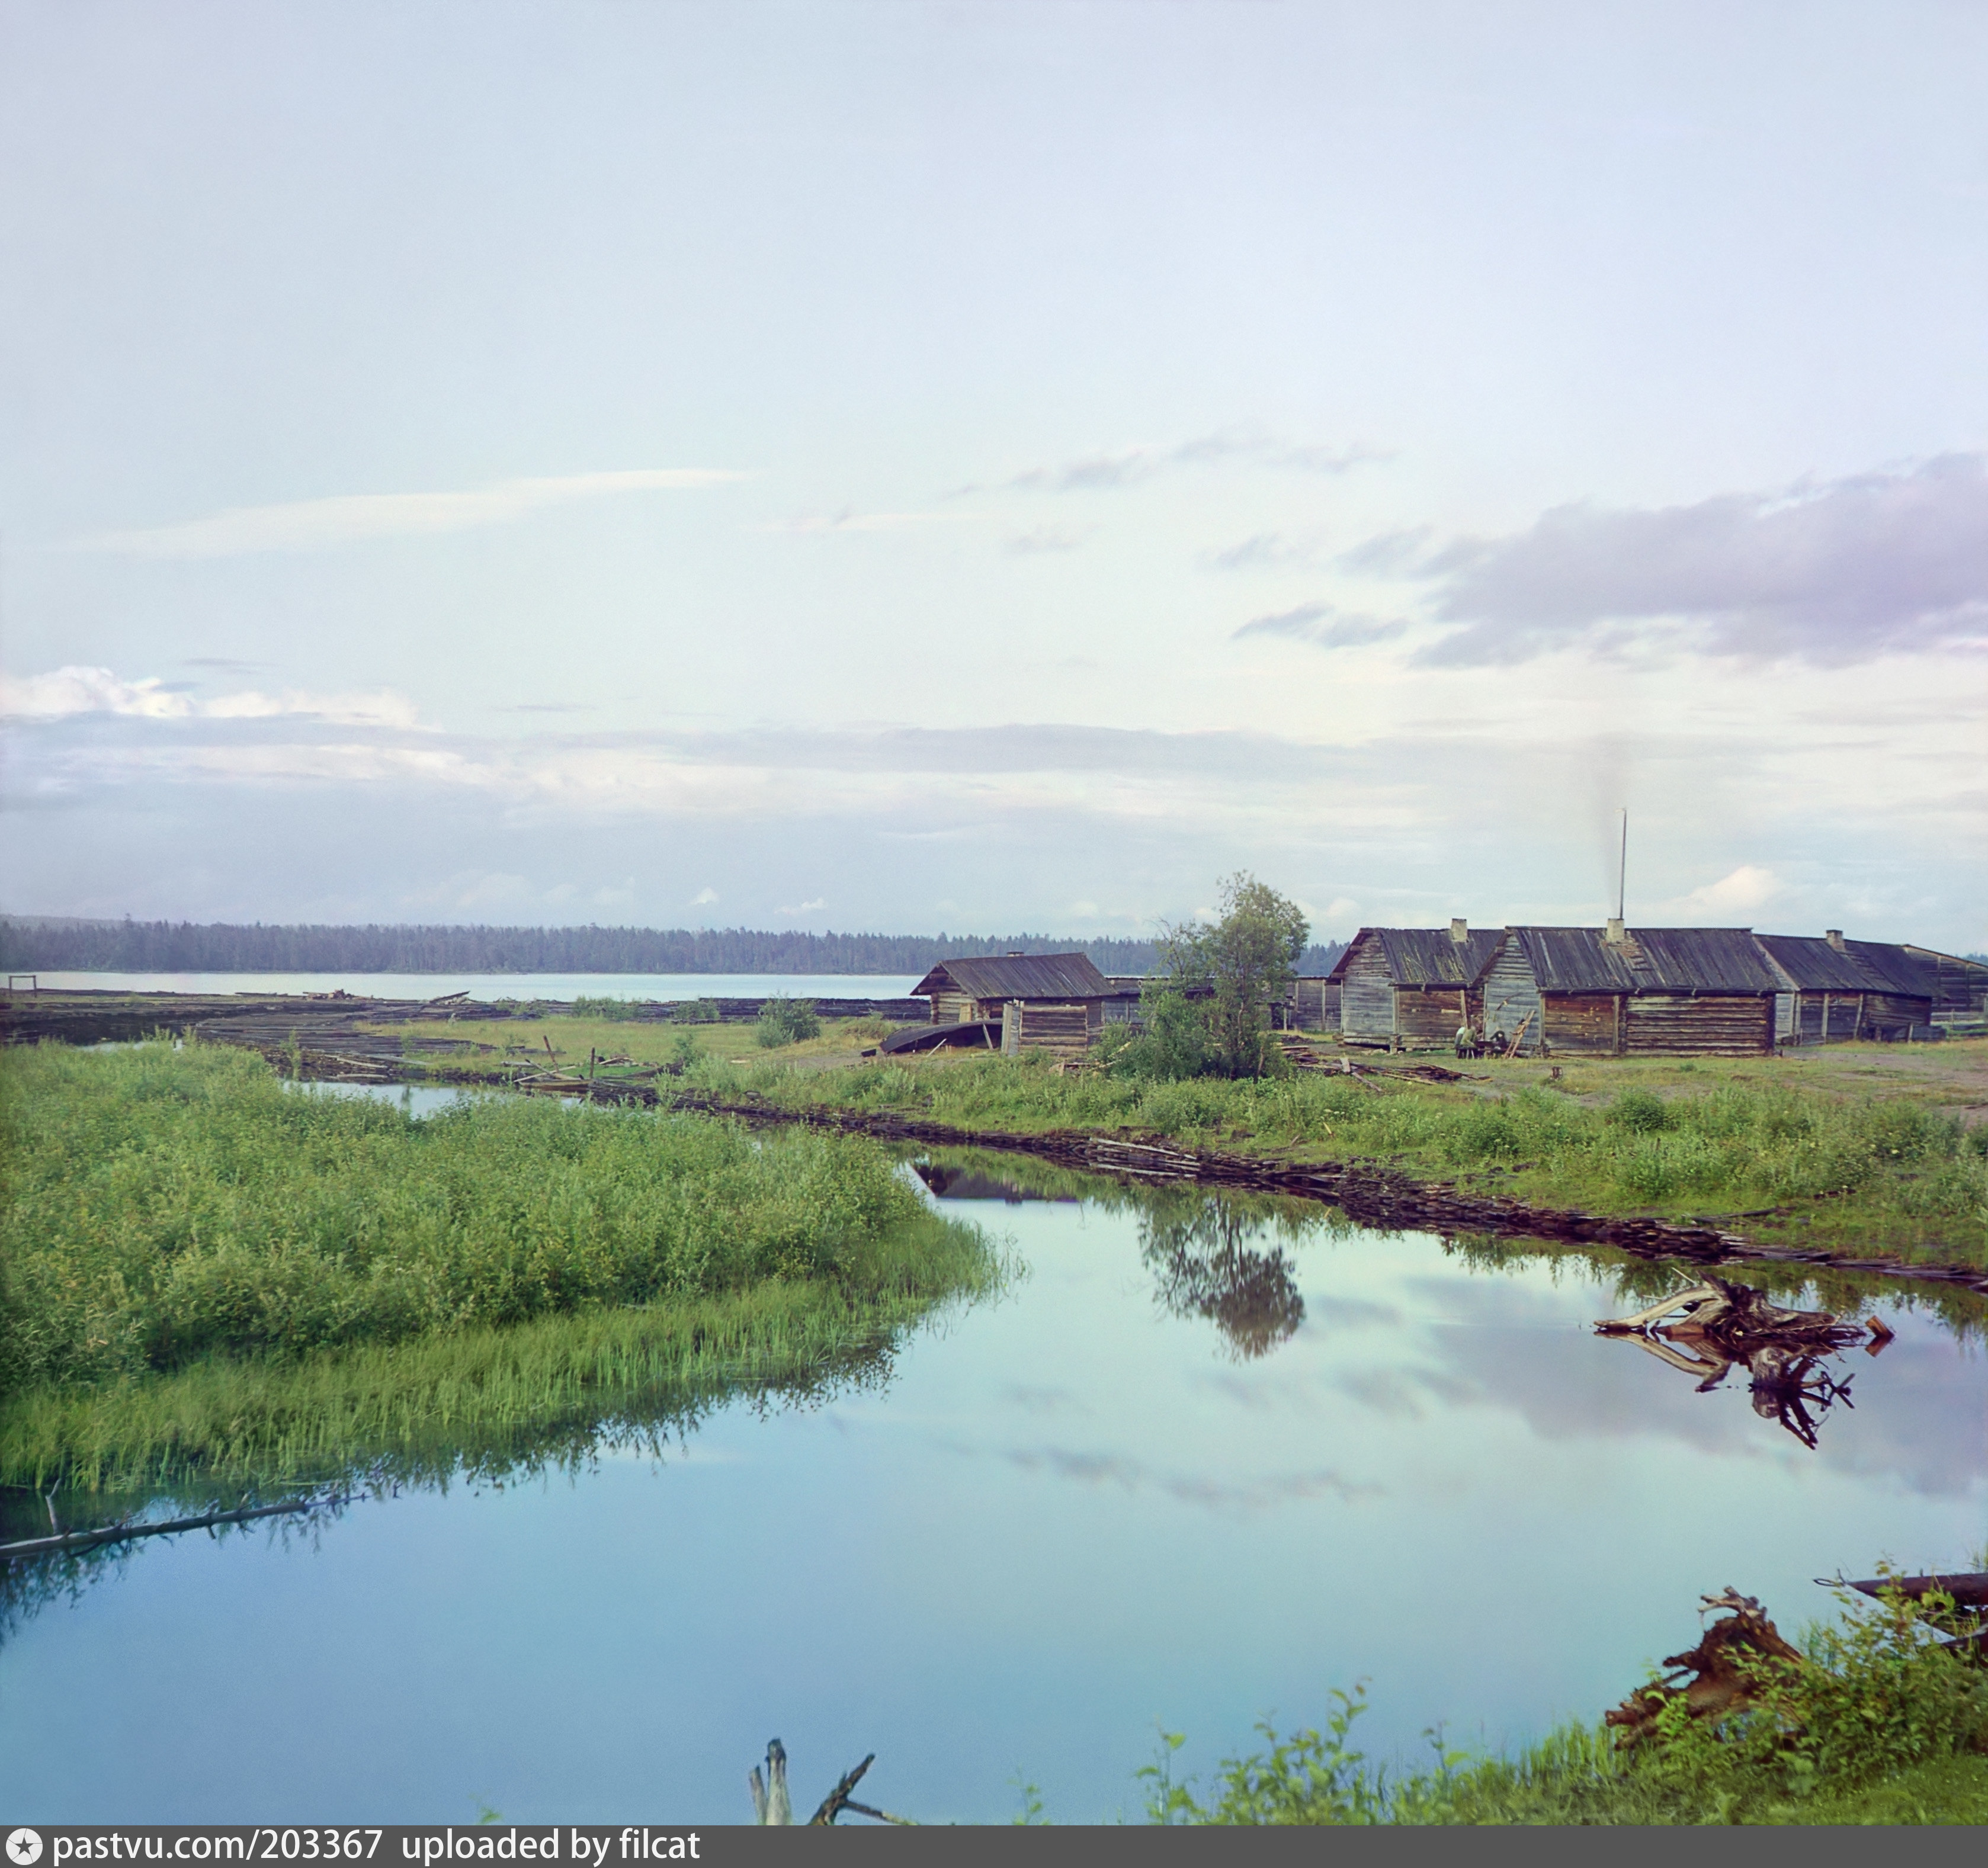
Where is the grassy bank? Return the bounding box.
[0,1041,995,1490]
[1136,1578,1988,1825]
[661,1038,1988,1269]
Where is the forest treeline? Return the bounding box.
[0,918,1347,978]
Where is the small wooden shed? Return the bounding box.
[1287,975,1341,1032]
[1755,933,1936,1044]
[909,951,1112,1061]
[1325,922,1505,1047]
[1477,925,1784,1057]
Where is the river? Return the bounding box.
[1,1148,1981,1823]
[17,972,924,1002]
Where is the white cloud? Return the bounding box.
[1,664,419,726]
[66,469,747,559]
[690,886,720,905]
[1663,864,1784,917]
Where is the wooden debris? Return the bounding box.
[748,1743,914,1826]
[1605,1589,1804,1746]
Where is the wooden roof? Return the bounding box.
[909,952,1112,1001]
[1495,927,1785,994]
[1325,927,1503,987]
[1755,935,1936,999]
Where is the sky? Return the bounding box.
[2,0,1984,948]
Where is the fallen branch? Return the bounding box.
[0,1494,325,1563]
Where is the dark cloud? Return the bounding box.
[1233,602,1407,649]
[1418,454,1988,667]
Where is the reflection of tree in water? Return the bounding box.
[1140,1195,1304,1359]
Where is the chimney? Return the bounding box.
[1825,929,1845,951]
[1450,917,1468,945]
[1604,917,1626,945]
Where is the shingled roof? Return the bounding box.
[909,952,1112,1001]
[1756,935,1938,998]
[1325,927,1505,987]
[1498,927,1785,994]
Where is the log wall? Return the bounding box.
[1396,984,1478,1048]
[1481,942,1543,1055]
[1624,994,1774,1055]
[1339,940,1395,1038]
[1001,1000,1094,1061]
[1541,992,1624,1056]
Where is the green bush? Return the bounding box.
[571,995,647,1021]
[1139,1578,1988,1825]
[1609,1088,1671,1132]
[755,997,821,1047]
[670,998,721,1024]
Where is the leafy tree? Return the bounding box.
[1157,873,1309,1079]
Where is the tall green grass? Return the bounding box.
[0,1042,995,1489]
[687,1053,1988,1263]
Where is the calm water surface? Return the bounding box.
[2,1161,1981,1823]
[27,972,922,1001]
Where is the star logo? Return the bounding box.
[7,1832,43,1866]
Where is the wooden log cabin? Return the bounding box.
[1477,923,1784,1057]
[909,951,1113,1062]
[1755,932,1937,1044]
[1325,921,1505,1048]
[1902,945,1988,1033]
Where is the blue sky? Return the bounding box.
[4,1,1984,946]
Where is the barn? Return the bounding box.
[908,951,1112,1062]
[1755,932,1936,1044]
[1477,923,1784,1057]
[1325,921,1505,1048]
[1903,945,1988,1033]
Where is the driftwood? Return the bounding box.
[1605,1590,1804,1746]
[749,1742,914,1826]
[0,1494,322,1563]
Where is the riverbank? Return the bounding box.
[0,1041,996,1491]
[652,1034,1988,1282]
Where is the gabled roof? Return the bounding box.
[1325,927,1503,987]
[909,951,1111,1001]
[1756,935,1937,999]
[1498,927,1784,994]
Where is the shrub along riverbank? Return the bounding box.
[0,1042,996,1491]
[1131,1575,1988,1826]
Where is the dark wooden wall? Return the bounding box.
[1397,984,1477,1047]
[1624,994,1774,1055]
[1541,993,1623,1055]
[1001,1000,1094,1061]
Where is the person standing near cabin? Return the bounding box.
[1455,1020,1474,1061]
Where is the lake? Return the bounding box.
[19,972,924,1002]
[2,1151,1981,1823]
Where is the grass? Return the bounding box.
[652,1039,1988,1269]
[0,1040,996,1491]
[1137,1579,1988,1825]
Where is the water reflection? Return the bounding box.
[1139,1196,1306,1360]
[1595,1277,1884,1450]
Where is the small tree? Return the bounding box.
[1158,872,1309,1078]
